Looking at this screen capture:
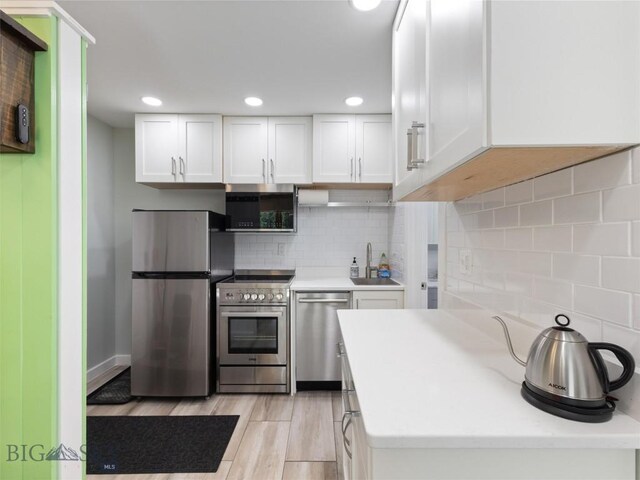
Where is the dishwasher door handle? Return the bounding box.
[297,298,350,304]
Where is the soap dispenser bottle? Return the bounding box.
[350,257,359,278]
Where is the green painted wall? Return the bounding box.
[0,16,58,480]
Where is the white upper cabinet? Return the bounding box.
[313,114,392,184]
[392,0,428,194]
[428,0,485,173]
[356,115,393,183]
[313,115,356,183]
[268,117,312,184]
[393,0,640,201]
[223,117,269,184]
[224,116,311,184]
[135,114,180,183]
[135,114,222,184]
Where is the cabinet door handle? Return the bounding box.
[270,158,275,182]
[179,156,185,177]
[341,412,353,459]
[262,158,266,182]
[359,157,362,180]
[171,156,177,176]
[350,157,354,181]
[407,122,426,171]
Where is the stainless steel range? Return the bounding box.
[216,269,294,393]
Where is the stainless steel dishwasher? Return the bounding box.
[295,291,351,390]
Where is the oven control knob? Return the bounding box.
[243,293,251,301]
[258,293,265,301]
[250,293,258,301]
[275,292,284,301]
[267,293,274,301]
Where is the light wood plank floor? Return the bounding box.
[87,371,344,480]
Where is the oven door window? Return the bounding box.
[228,317,278,354]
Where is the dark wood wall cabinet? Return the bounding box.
[1,10,48,154]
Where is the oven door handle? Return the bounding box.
[221,311,284,317]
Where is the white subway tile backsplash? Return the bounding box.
[602,323,640,361]
[533,226,572,252]
[553,192,600,224]
[482,188,505,210]
[534,168,572,200]
[505,272,534,297]
[532,277,573,309]
[505,228,533,250]
[601,257,640,293]
[520,200,552,226]
[573,151,631,193]
[518,252,552,276]
[573,223,629,256]
[518,297,571,328]
[552,253,600,287]
[482,230,505,249]
[446,147,640,372]
[505,180,533,205]
[602,184,640,222]
[574,285,631,327]
[494,206,519,228]
[633,148,640,184]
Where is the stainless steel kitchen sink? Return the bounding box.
[350,278,400,286]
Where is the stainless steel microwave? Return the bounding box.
[225,184,297,233]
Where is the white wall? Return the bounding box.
[113,128,226,357]
[389,202,438,308]
[87,115,116,372]
[441,147,640,419]
[235,190,389,271]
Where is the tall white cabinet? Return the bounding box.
[224,116,312,184]
[393,0,640,201]
[313,114,392,184]
[135,114,222,184]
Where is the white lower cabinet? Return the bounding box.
[352,290,404,310]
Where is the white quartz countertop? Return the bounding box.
[291,276,404,291]
[337,309,640,449]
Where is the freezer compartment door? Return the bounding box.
[131,277,211,396]
[295,292,351,382]
[132,211,210,272]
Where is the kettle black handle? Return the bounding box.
[588,343,636,392]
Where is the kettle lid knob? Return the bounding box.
[555,314,570,327]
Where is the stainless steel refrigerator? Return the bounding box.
[131,210,234,397]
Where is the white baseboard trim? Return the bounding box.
[87,354,131,382]
[115,354,131,366]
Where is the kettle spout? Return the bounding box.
[493,316,527,367]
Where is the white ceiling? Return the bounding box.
[59,0,399,128]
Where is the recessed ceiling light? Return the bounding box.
[244,96,263,107]
[345,96,364,107]
[350,0,382,12]
[141,96,162,106]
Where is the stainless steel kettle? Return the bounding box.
[494,314,635,422]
